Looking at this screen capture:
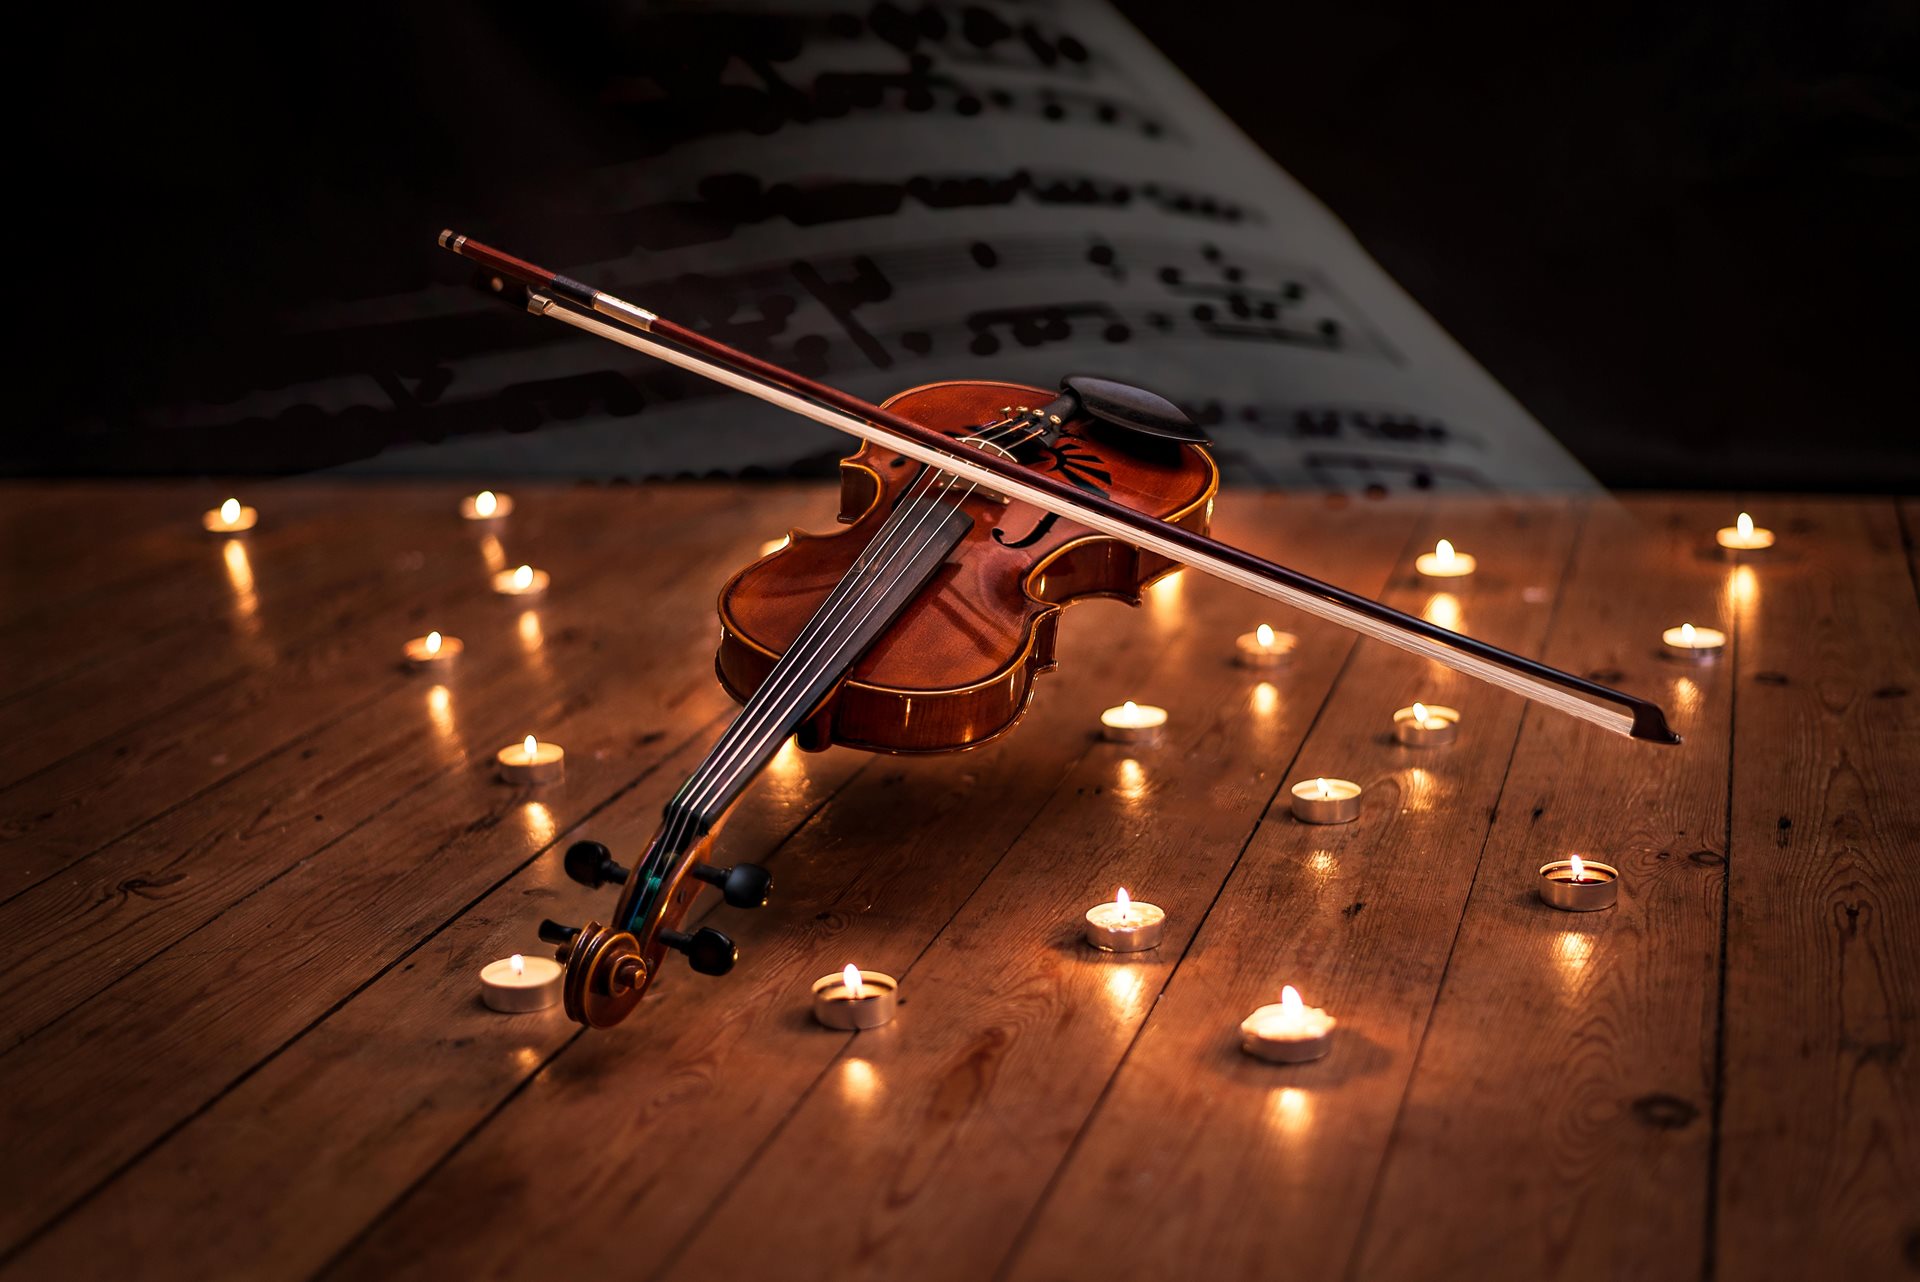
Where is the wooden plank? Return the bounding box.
[1001,499,1578,1282]
[1342,497,1737,1280]
[0,487,831,1249]
[1715,497,1920,1279]
[0,485,722,895]
[322,494,1423,1281]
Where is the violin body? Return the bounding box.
[715,380,1218,754]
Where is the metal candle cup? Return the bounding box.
[812,968,899,1029]
[1235,625,1297,669]
[1239,987,1337,1063]
[1414,539,1475,579]
[404,632,463,670]
[1715,513,1774,560]
[479,953,563,1012]
[1100,701,1167,744]
[496,736,565,784]
[460,490,514,521]
[1393,703,1460,747]
[1538,857,1619,911]
[1290,778,1362,824]
[1661,623,1726,664]
[492,565,550,599]
[1083,892,1166,952]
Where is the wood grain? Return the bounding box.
[1002,500,1578,1282]
[1349,498,1740,1280]
[1715,498,1919,1280]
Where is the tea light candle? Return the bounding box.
[1715,511,1774,559]
[1662,622,1726,663]
[1393,701,1460,746]
[1235,624,1297,668]
[479,952,564,1012]
[460,489,514,521]
[403,630,463,670]
[1100,700,1167,744]
[497,735,565,784]
[1537,853,1619,911]
[1240,985,1336,1063]
[1414,538,1475,578]
[1290,777,1361,824]
[812,964,899,1029]
[1083,888,1166,952]
[492,564,549,599]
[202,497,258,534]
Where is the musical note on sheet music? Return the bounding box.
[137,0,1592,495]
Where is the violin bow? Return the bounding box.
[439,232,1678,745]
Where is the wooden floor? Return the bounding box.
[1,483,1915,1282]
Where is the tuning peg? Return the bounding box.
[563,840,629,889]
[538,918,582,946]
[658,926,737,976]
[690,861,774,909]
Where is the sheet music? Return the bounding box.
[194,0,1598,494]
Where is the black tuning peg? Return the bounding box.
[538,918,582,946]
[690,861,774,909]
[659,926,737,976]
[563,840,629,889]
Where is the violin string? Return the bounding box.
[628,414,1047,921]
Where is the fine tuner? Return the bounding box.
[438,231,1676,1032]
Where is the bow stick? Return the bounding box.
[439,231,1678,745]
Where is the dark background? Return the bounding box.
[14,1,1917,489]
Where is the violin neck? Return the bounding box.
[661,486,977,838]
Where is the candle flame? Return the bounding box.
[1736,512,1753,537]
[1256,623,1274,647]
[1281,984,1303,1013]
[512,564,533,590]
[1435,538,1454,564]
[220,498,240,524]
[475,490,497,517]
[523,735,537,761]
[1115,887,1131,919]
[1315,778,1330,797]
[510,953,525,976]
[1569,853,1586,880]
[1123,700,1137,715]
[425,631,442,655]
[1680,623,1696,643]
[1412,702,1428,723]
[843,963,865,999]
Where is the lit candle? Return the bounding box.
[403,629,464,670]
[479,951,564,1012]
[1392,701,1460,746]
[202,497,258,534]
[812,963,899,1029]
[1414,538,1476,579]
[1290,777,1362,824]
[1083,887,1167,952]
[1239,985,1337,1063]
[1714,511,1774,559]
[496,734,565,784]
[1235,623,1297,669]
[460,489,514,521]
[1662,621,1726,663]
[1537,853,1620,911]
[491,563,550,599]
[1100,700,1167,744]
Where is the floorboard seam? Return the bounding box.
[0,713,731,1266]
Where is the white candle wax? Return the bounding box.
[1392,702,1460,746]
[404,630,464,669]
[1240,985,1337,1063]
[1414,539,1476,579]
[479,952,563,1012]
[1100,700,1168,744]
[202,497,258,534]
[1235,624,1297,669]
[491,564,550,599]
[1083,888,1167,952]
[1290,777,1362,824]
[1661,622,1726,663]
[496,735,565,784]
[1714,512,1774,558]
[812,965,899,1029]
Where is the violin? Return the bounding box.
[439,231,1677,1031]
